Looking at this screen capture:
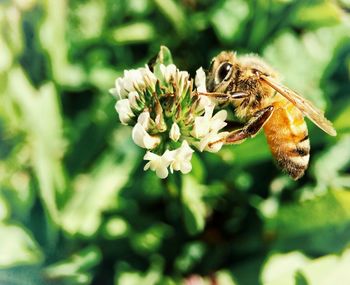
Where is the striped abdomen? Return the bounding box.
[263,99,310,180]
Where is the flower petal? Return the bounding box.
[191,116,209,138]
[143,150,174,179]
[170,141,194,174]
[180,162,192,174]
[210,110,227,131]
[128,91,140,109]
[132,123,160,149]
[115,99,134,125]
[195,67,207,93]
[203,131,229,153]
[137,111,150,129]
[160,64,177,82]
[155,167,169,179]
[143,133,161,149]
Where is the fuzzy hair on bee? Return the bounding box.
[205,51,336,180]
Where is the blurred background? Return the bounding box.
[1,0,350,284]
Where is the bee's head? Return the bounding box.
[206,51,238,92]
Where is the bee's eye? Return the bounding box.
[216,62,233,83]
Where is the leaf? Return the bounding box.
[227,132,271,167]
[39,0,85,87]
[0,194,9,221]
[130,223,171,255]
[216,270,239,285]
[7,67,66,226]
[0,223,43,268]
[267,189,350,235]
[264,22,350,112]
[190,153,206,183]
[61,145,138,237]
[210,0,249,43]
[295,271,309,285]
[157,46,174,66]
[174,242,206,273]
[110,22,156,44]
[102,216,130,240]
[115,256,163,285]
[265,189,350,253]
[71,0,106,41]
[334,103,350,132]
[44,246,101,285]
[0,169,34,221]
[313,135,350,188]
[181,175,207,235]
[0,266,43,285]
[153,0,187,35]
[292,1,342,29]
[151,45,174,79]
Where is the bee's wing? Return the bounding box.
[260,74,337,136]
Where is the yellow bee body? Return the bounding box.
[206,51,335,179]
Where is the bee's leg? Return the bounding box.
[198,91,249,102]
[209,105,274,147]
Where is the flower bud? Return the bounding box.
[169,122,181,142]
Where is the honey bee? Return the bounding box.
[205,51,336,180]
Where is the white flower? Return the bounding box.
[137,111,151,129]
[195,67,207,93]
[177,70,190,82]
[128,91,140,109]
[199,131,229,153]
[110,66,156,99]
[191,105,227,138]
[122,69,146,92]
[176,70,191,98]
[160,64,177,82]
[195,67,215,111]
[190,104,228,152]
[170,140,194,174]
[192,116,210,139]
[141,66,157,89]
[210,110,228,131]
[191,105,213,138]
[143,150,174,179]
[132,123,160,149]
[197,95,213,112]
[169,122,181,142]
[109,78,128,99]
[115,99,135,125]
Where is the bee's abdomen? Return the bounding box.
[263,101,310,180]
[277,134,310,180]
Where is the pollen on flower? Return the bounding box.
[110,47,229,178]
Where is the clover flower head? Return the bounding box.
[111,48,229,178]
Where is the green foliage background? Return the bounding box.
[1,0,350,284]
